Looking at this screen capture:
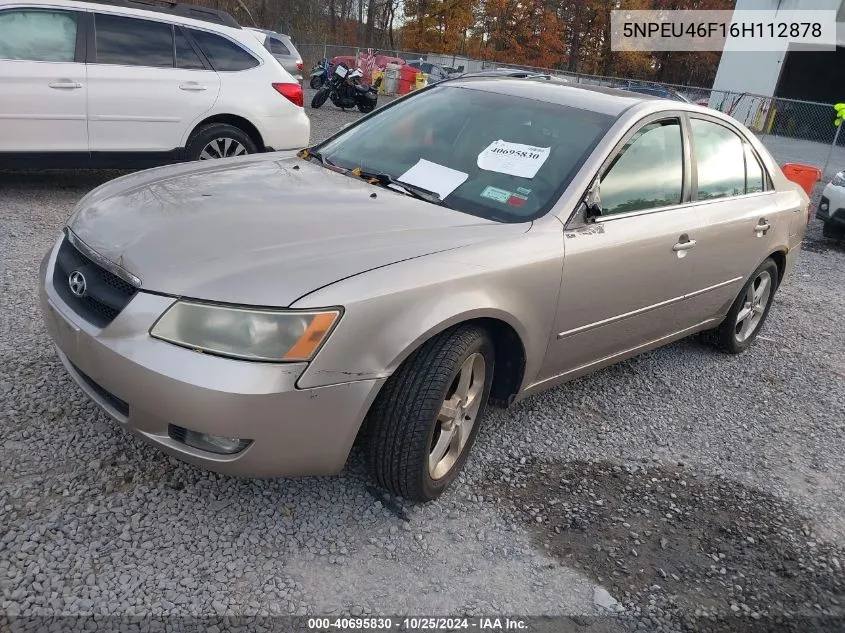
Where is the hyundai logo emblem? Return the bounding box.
[68,270,87,297]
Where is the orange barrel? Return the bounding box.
[782,163,822,196]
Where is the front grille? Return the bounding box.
[69,361,130,417]
[52,237,138,328]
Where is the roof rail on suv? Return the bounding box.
[84,0,242,28]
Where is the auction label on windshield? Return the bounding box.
[477,140,550,179]
[611,9,836,51]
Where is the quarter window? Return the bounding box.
[0,10,77,62]
[95,14,173,68]
[599,119,684,215]
[690,119,747,199]
[189,29,259,71]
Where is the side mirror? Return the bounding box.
[583,176,603,221]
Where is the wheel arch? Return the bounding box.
[381,311,529,409]
[184,114,265,153]
[767,248,787,288]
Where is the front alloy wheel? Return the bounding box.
[363,325,494,502]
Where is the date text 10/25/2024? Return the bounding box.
[307,617,530,631]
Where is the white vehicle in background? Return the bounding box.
[0,0,310,168]
[817,170,845,239]
[246,27,304,85]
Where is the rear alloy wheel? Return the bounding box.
[185,123,258,162]
[702,258,779,354]
[363,325,494,502]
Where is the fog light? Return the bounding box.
[183,429,251,455]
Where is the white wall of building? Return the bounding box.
[709,0,843,127]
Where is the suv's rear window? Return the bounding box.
[266,36,290,56]
[188,29,258,71]
[94,14,173,67]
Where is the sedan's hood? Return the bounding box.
[67,153,527,306]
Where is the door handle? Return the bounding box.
[48,81,82,89]
[755,218,771,235]
[673,240,697,251]
[673,234,697,251]
[179,82,207,91]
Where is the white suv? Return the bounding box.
[0,0,310,168]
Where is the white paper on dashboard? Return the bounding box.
[477,140,551,179]
[397,159,468,199]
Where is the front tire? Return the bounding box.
[311,88,329,108]
[702,258,779,354]
[309,75,323,89]
[185,123,257,162]
[363,325,494,502]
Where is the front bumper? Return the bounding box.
[38,239,383,478]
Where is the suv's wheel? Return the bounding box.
[702,258,779,354]
[185,123,258,162]
[822,222,844,239]
[363,325,494,502]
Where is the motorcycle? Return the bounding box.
[310,63,382,113]
[308,57,330,89]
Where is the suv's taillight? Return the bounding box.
[296,60,303,71]
[272,82,303,108]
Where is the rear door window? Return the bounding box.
[94,13,173,67]
[690,118,747,199]
[175,28,205,69]
[188,29,259,71]
[0,9,78,62]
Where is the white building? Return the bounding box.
[710,0,845,138]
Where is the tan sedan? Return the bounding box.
[39,77,809,501]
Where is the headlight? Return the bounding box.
[150,301,341,362]
[832,172,845,187]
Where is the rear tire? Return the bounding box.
[357,101,375,113]
[363,325,494,502]
[185,123,257,162]
[701,258,779,354]
[311,88,329,108]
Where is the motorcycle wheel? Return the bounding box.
[311,88,330,109]
[309,75,323,89]
[357,101,376,113]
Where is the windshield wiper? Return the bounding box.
[298,147,335,167]
[354,169,443,205]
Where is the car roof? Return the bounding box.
[443,76,664,116]
[12,0,245,31]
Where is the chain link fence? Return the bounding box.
[296,43,844,181]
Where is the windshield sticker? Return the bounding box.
[507,193,528,207]
[477,140,551,179]
[516,187,532,196]
[480,185,512,203]
[397,159,468,200]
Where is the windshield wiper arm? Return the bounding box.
[298,147,335,167]
[355,169,442,205]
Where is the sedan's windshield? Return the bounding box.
[313,84,616,222]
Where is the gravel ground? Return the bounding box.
[1,96,845,632]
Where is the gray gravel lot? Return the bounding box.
[2,94,845,632]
